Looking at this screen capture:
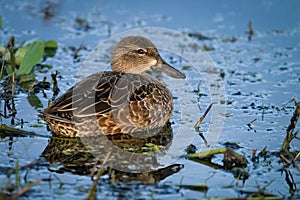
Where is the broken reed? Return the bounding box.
[8,36,16,98]
[281,102,300,153]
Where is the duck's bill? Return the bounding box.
[151,58,186,79]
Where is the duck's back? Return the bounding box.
[41,71,174,137]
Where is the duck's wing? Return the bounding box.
[41,71,173,130]
[41,72,118,121]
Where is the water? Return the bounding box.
[1,0,299,199]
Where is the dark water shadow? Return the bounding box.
[41,122,183,183]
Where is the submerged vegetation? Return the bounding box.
[0,36,57,90]
[184,100,300,198]
[0,36,58,129]
[0,35,59,197]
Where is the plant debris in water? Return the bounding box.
[0,36,58,129]
[0,160,40,199]
[186,99,300,198]
[1,2,300,198]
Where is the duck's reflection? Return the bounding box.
[41,122,183,183]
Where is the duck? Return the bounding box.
[40,36,186,137]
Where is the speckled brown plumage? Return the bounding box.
[40,72,173,136]
[40,36,185,137]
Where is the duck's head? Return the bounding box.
[110,36,186,79]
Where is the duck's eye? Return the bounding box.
[137,49,146,55]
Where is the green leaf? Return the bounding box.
[45,40,58,49]
[44,40,58,58]
[27,94,43,111]
[182,65,191,70]
[36,64,53,73]
[17,40,45,75]
[0,16,2,29]
[5,65,13,75]
[186,147,227,158]
[18,73,36,84]
[0,46,5,54]
[15,160,20,189]
[15,46,27,66]
[202,45,215,51]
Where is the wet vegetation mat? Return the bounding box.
[1,1,300,199]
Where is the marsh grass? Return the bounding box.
[0,160,40,199]
[0,36,58,132]
[185,99,300,198]
[0,24,299,198]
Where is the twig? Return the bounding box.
[280,154,291,165]
[73,44,85,60]
[258,146,268,157]
[293,151,300,162]
[247,21,254,41]
[247,118,257,132]
[90,157,100,179]
[0,123,48,138]
[6,161,39,177]
[251,149,257,162]
[8,36,16,98]
[51,71,60,96]
[261,102,265,121]
[198,132,208,147]
[178,183,208,193]
[15,160,20,189]
[284,170,296,195]
[10,179,40,200]
[281,102,300,152]
[283,97,296,109]
[248,118,257,124]
[293,152,300,171]
[86,151,111,200]
[286,102,300,135]
[194,103,213,130]
[0,54,5,80]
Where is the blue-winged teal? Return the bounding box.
[40,36,186,137]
